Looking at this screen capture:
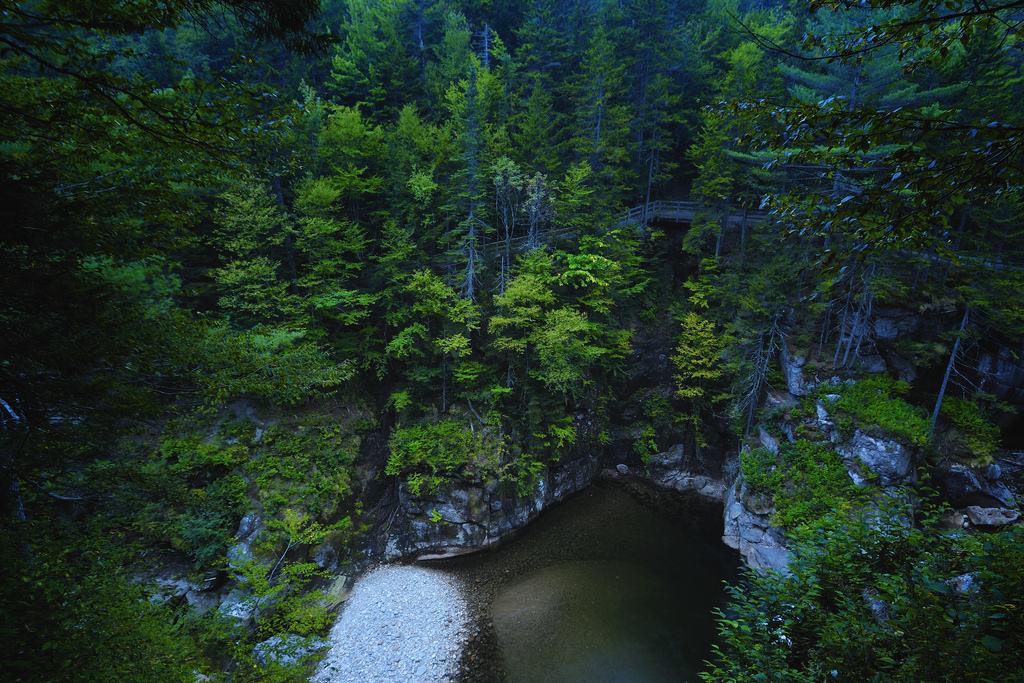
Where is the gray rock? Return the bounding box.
[722,477,790,574]
[312,540,339,573]
[219,589,258,621]
[943,465,1016,508]
[151,575,194,604]
[815,402,830,423]
[322,574,351,610]
[860,355,887,373]
[616,463,629,474]
[758,425,779,455]
[884,352,917,383]
[964,506,1019,526]
[227,512,264,571]
[780,345,815,397]
[946,573,978,594]
[648,443,685,467]
[874,317,899,340]
[863,589,891,624]
[837,431,914,486]
[975,343,1024,404]
[255,635,329,667]
[388,455,602,560]
[646,467,727,500]
[940,509,965,529]
[184,589,221,613]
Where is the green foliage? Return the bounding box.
[386,421,482,493]
[633,423,659,464]
[824,376,931,447]
[740,446,778,493]
[249,417,357,521]
[1,525,203,683]
[673,311,729,443]
[704,501,1024,682]
[742,439,869,530]
[938,396,1003,462]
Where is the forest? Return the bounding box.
[2,0,1023,680]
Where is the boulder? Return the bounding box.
[942,464,1016,508]
[873,308,921,340]
[780,345,815,397]
[837,430,914,486]
[946,573,979,594]
[227,512,264,571]
[322,575,351,611]
[874,317,900,340]
[722,477,790,574]
[975,342,1024,404]
[859,355,887,373]
[254,635,329,667]
[964,506,1019,527]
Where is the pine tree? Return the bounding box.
[566,21,635,208]
[330,0,423,122]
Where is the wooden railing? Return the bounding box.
[618,199,768,226]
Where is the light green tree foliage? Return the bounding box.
[386,270,478,410]
[209,184,298,326]
[553,161,598,235]
[511,76,561,175]
[331,0,422,122]
[318,105,385,215]
[291,176,376,343]
[384,104,449,227]
[427,10,475,110]
[177,323,352,405]
[672,311,727,445]
[703,501,1024,682]
[686,112,736,258]
[291,81,331,179]
[491,252,608,399]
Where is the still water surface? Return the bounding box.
[436,483,739,682]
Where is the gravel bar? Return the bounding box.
[313,565,470,683]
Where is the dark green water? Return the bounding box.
[432,483,739,683]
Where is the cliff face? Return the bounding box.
[367,306,1024,574]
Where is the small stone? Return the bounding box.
[616,463,628,474]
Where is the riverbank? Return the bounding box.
[312,565,470,683]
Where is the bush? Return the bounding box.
[703,502,1024,682]
[939,396,1002,460]
[825,376,930,447]
[742,440,869,531]
[386,421,476,493]
[772,440,865,530]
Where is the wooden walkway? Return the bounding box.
[618,199,768,228]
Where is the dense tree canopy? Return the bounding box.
[2,0,1023,680]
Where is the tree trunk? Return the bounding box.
[931,309,969,435]
[272,177,300,296]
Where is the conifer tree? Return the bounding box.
[566,21,635,208]
[330,0,422,122]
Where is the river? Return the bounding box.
[426,481,740,682]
